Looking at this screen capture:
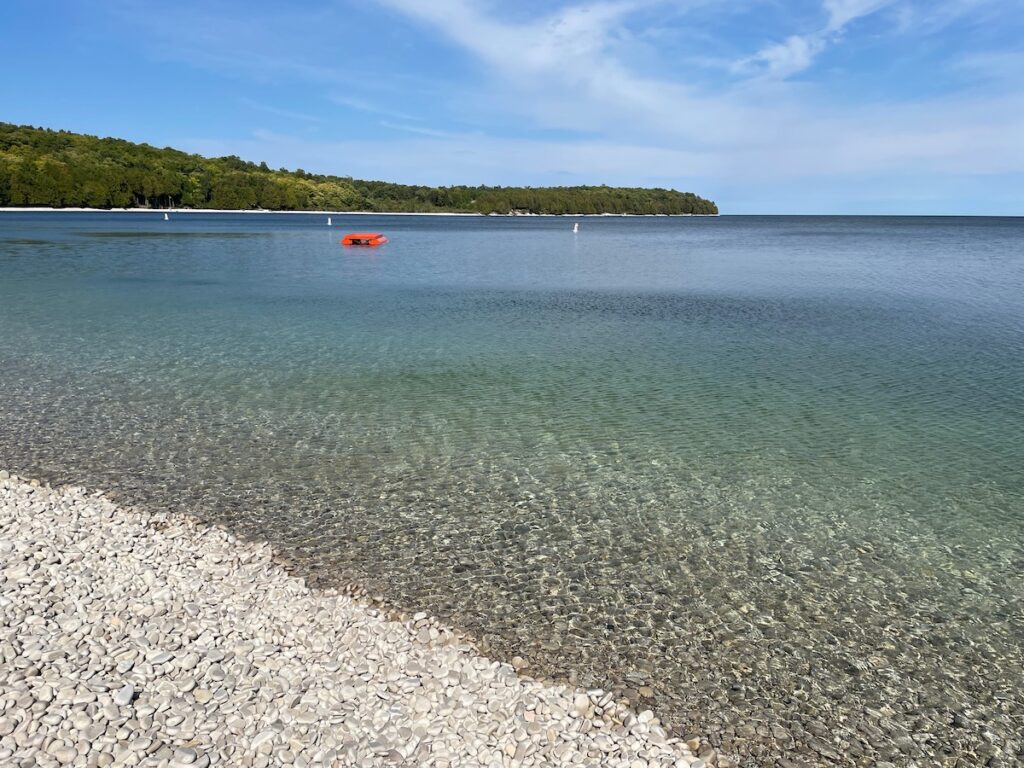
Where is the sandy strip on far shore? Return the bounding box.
[0,471,722,768]
[0,207,482,216]
[0,207,710,217]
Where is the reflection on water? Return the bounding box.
[1,212,1022,767]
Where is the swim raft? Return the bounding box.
[340,232,388,246]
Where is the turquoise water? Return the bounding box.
[1,212,1022,766]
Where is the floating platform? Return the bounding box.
[341,233,388,246]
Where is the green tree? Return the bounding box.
[0,122,719,215]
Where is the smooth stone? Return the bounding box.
[114,684,135,707]
[251,730,277,748]
[49,746,79,764]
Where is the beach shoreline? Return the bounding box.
[0,470,721,767]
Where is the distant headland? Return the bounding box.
[0,123,717,216]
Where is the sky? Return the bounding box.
[2,0,1023,214]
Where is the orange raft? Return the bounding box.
[340,232,388,246]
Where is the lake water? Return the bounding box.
[1,212,1021,767]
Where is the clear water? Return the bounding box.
[1,212,1022,767]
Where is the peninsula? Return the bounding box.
[0,123,718,216]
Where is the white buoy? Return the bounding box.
[164,212,169,221]
[327,216,332,226]
[573,222,579,233]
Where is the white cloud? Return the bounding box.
[736,0,894,79]
[375,1,750,143]
[377,0,634,73]
[953,50,1024,84]
[330,95,418,122]
[378,121,468,139]
[824,0,892,31]
[733,34,827,79]
[238,99,322,124]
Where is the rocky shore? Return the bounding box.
[0,472,716,768]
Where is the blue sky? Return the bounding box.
[2,0,1022,213]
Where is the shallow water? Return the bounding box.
[1,211,1022,766]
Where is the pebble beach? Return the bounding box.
[0,472,718,768]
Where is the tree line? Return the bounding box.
[0,123,718,215]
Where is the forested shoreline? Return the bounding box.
[0,123,718,215]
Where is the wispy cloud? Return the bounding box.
[734,34,827,80]
[238,99,322,124]
[897,0,1016,35]
[953,49,1024,85]
[330,95,417,122]
[378,121,468,138]
[734,0,894,79]
[375,1,743,141]
[824,0,892,31]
